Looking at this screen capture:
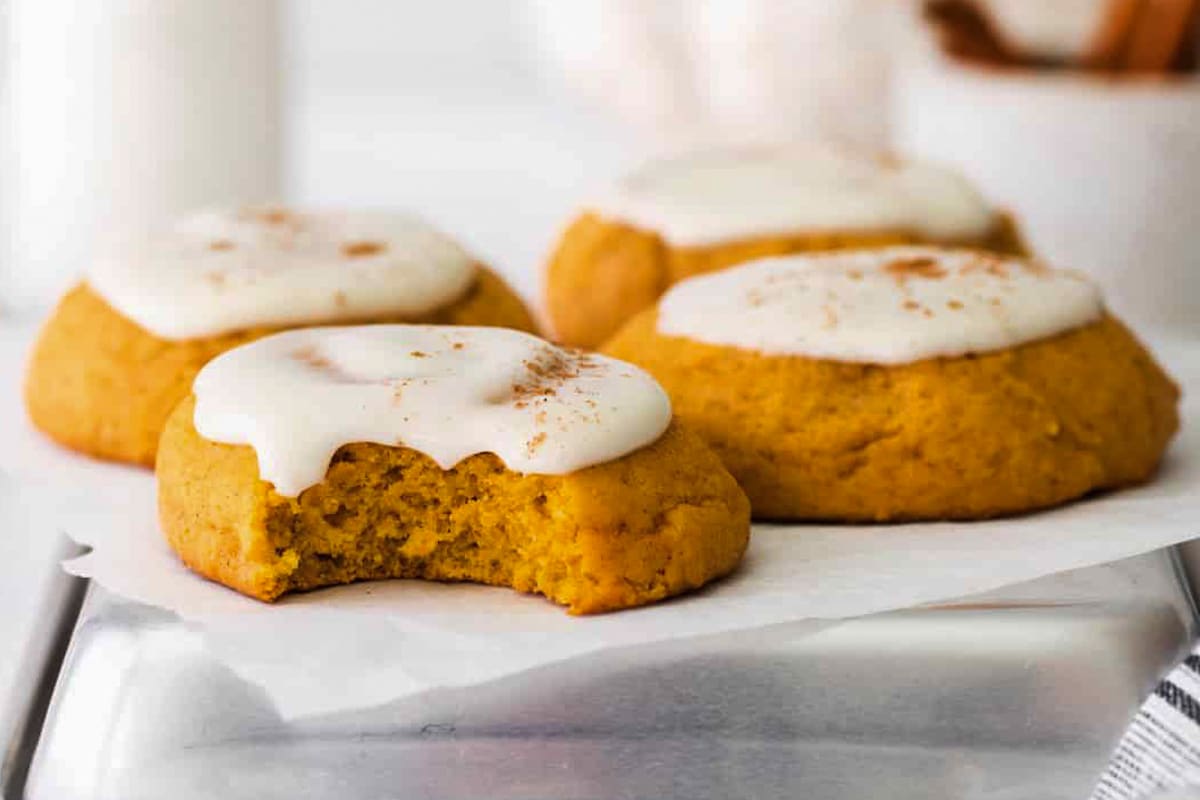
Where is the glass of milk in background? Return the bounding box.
[1,0,281,312]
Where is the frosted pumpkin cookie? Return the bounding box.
[545,143,1027,348]
[157,325,751,614]
[604,247,1180,522]
[25,208,537,466]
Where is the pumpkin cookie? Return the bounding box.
[157,325,750,614]
[604,247,1179,521]
[545,143,1025,348]
[25,208,537,466]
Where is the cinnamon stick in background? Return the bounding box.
[923,0,1199,73]
[925,0,1119,68]
[923,0,1019,67]
[1082,0,1146,68]
[1175,3,1200,68]
[1120,0,1200,71]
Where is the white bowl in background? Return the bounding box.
[896,56,1200,334]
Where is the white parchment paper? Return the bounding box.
[4,324,1198,718]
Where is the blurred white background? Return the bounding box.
[3,0,1198,326]
[3,1,280,307]
[284,0,640,303]
[3,0,902,308]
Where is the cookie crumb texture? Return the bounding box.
[605,313,1179,521]
[24,269,537,466]
[544,212,1026,348]
[158,399,750,614]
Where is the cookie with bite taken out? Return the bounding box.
[157,325,751,614]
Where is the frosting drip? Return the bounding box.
[589,144,997,246]
[192,325,672,496]
[656,247,1103,363]
[87,208,478,340]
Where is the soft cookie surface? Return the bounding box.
[25,265,536,467]
[159,327,749,613]
[604,250,1179,521]
[545,145,1025,348]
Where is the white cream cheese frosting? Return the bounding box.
[87,208,478,340]
[588,143,998,246]
[192,325,672,497]
[656,247,1103,363]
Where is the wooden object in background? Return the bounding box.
[1082,0,1146,68]
[1120,0,1200,71]
[923,0,1200,72]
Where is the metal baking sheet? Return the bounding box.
[8,545,1196,800]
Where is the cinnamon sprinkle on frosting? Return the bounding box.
[291,345,333,371]
[85,208,478,340]
[510,347,600,410]
[341,241,387,258]
[526,431,548,455]
[193,325,671,496]
[256,208,292,225]
[657,246,1103,363]
[886,256,947,281]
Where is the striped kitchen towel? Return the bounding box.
[1095,650,1200,799]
